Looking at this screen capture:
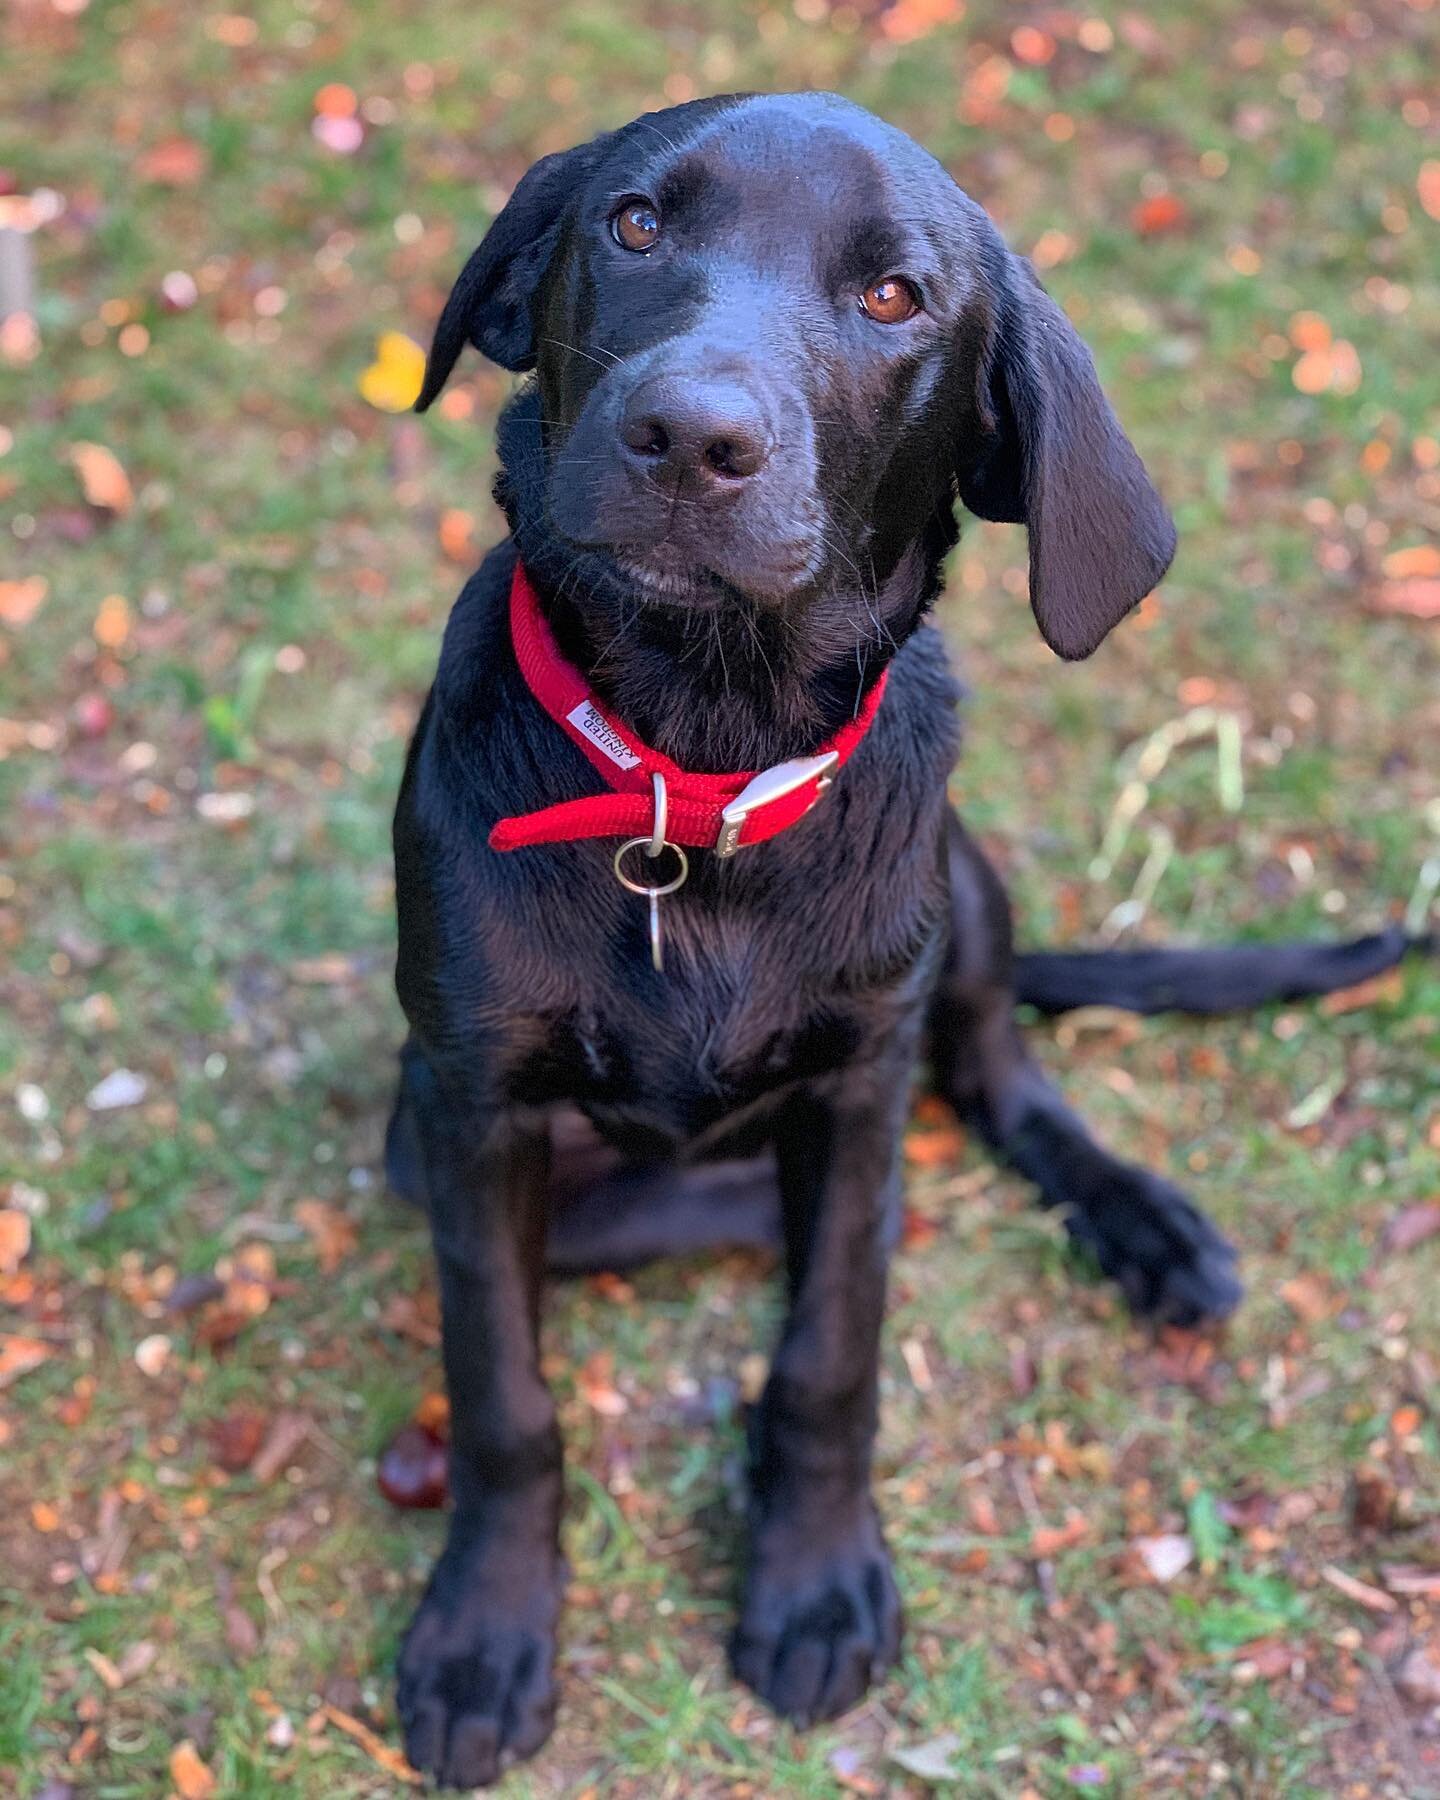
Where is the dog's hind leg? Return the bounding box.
[928,814,1242,1324]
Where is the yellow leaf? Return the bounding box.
[359,332,426,413]
[70,441,134,513]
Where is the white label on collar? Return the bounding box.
[566,699,641,769]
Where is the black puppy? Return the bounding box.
[387,92,1417,1786]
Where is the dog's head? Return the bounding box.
[418,93,1175,661]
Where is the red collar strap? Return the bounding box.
[489,562,888,857]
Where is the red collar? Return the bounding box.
[489,561,888,857]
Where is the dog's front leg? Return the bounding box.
[394,1052,561,1789]
[731,1065,908,1725]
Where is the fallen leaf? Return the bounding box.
[293,1198,357,1273]
[1320,1563,1398,1613]
[0,576,48,627]
[359,332,425,412]
[890,1733,965,1782]
[208,1406,268,1472]
[438,507,475,562]
[69,443,133,514]
[133,1334,171,1377]
[1279,1271,1333,1324]
[92,593,132,650]
[1133,1532,1194,1583]
[84,1648,124,1691]
[168,1740,216,1800]
[137,137,208,186]
[1351,1465,1397,1533]
[1395,1644,1440,1705]
[1031,1511,1090,1557]
[1131,193,1187,235]
[1391,1404,1424,1437]
[1318,968,1404,1015]
[1382,1202,1440,1254]
[1374,577,1440,620]
[249,1410,309,1484]
[313,82,358,117]
[0,1333,53,1388]
[320,1705,422,1785]
[1380,1565,1440,1598]
[287,953,358,984]
[578,1351,627,1417]
[1418,159,1440,223]
[87,1068,147,1110]
[1382,544,1440,580]
[0,1209,32,1273]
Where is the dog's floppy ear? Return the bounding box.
[415,135,609,410]
[955,251,1177,660]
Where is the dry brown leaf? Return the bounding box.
[0,1333,53,1388]
[1382,1202,1440,1255]
[70,442,133,514]
[249,1410,310,1484]
[1318,967,1404,1016]
[0,576,48,628]
[1320,1563,1397,1614]
[320,1704,422,1785]
[293,1199,357,1274]
[287,953,358,984]
[1279,1271,1333,1323]
[169,1740,216,1800]
[0,1209,32,1274]
[137,136,208,187]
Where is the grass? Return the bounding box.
[2,0,1438,1794]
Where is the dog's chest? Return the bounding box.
[530,902,883,1144]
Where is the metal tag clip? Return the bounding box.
[714,751,839,857]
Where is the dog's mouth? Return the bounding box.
[607,538,822,608]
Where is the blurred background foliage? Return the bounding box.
[1,0,1438,1794]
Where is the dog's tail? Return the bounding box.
[1013,924,1429,1017]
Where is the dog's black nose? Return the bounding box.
[619,377,772,483]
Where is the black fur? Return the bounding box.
[386,93,1422,1787]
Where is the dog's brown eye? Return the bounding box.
[612,199,661,252]
[860,277,920,323]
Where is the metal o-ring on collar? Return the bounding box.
[647,771,668,858]
[613,836,689,896]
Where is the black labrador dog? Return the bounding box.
[386,92,1418,1786]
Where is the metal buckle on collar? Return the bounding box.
[714,750,840,858]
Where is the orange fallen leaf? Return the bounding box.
[169,1739,216,1800]
[0,1333,52,1388]
[1289,311,1332,353]
[293,1198,357,1274]
[70,442,133,514]
[137,136,207,187]
[320,1704,422,1785]
[1391,1405,1423,1437]
[1381,544,1440,581]
[1130,193,1187,236]
[31,1499,60,1532]
[1317,967,1403,1015]
[578,1350,627,1417]
[313,83,358,118]
[1030,1511,1090,1557]
[1374,577,1440,620]
[0,576,48,628]
[93,593,132,650]
[0,1208,31,1274]
[1418,160,1440,223]
[438,507,476,562]
[1279,1271,1333,1324]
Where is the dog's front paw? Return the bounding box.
[397,1534,562,1788]
[1065,1171,1243,1325]
[731,1507,902,1726]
